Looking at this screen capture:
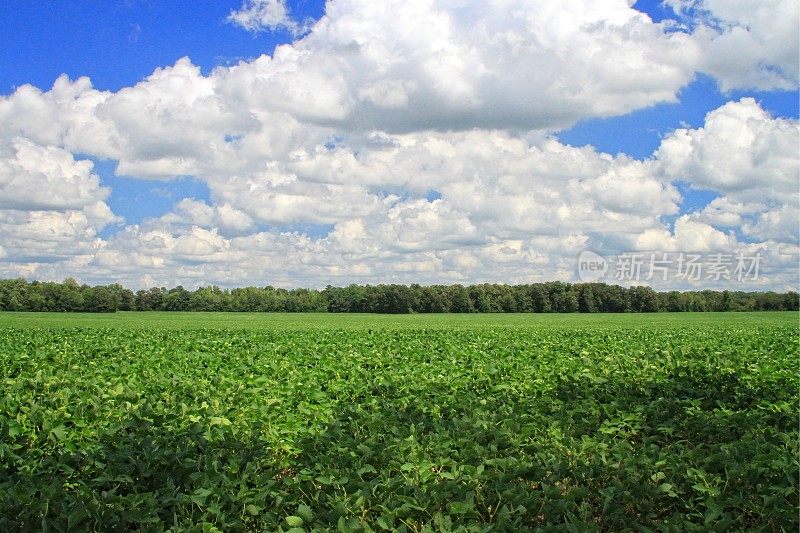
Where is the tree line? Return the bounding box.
[0,278,797,313]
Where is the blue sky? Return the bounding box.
[0,0,797,289]
[0,1,324,92]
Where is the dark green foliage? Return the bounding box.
[0,314,797,531]
[0,279,133,313]
[1,278,798,314]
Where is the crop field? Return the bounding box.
[0,312,797,531]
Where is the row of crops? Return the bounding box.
[0,313,797,530]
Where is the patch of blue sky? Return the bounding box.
[426,190,443,202]
[265,222,335,239]
[557,75,799,161]
[675,181,719,214]
[661,182,761,244]
[374,188,443,204]
[0,0,326,94]
[86,158,212,238]
[632,0,681,23]
[662,181,720,233]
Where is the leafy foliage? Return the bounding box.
[1,278,798,314]
[0,313,797,531]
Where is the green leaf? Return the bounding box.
[209,416,231,426]
[50,425,67,441]
[245,504,262,516]
[286,515,304,527]
[295,503,313,522]
[659,483,677,497]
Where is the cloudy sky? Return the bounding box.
[0,0,797,290]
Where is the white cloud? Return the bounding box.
[0,75,116,157]
[657,98,798,199]
[157,198,255,234]
[667,0,799,91]
[635,215,735,252]
[377,198,479,252]
[0,136,120,266]
[692,197,764,228]
[228,0,301,34]
[742,205,800,244]
[622,98,799,289]
[0,1,783,178]
[1,97,796,289]
[0,2,796,290]
[0,138,110,211]
[0,207,115,263]
[225,0,700,132]
[105,59,260,179]
[655,98,798,258]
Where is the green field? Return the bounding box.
[1,312,797,531]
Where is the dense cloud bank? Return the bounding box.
[0,0,797,290]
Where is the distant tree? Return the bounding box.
[495,285,518,312]
[285,288,326,312]
[629,286,660,312]
[529,285,551,313]
[551,286,579,313]
[163,286,191,311]
[446,285,472,313]
[368,285,412,314]
[61,278,84,311]
[417,285,449,313]
[684,292,708,312]
[578,285,597,313]
[106,284,134,311]
[595,284,629,312]
[135,287,165,311]
[468,285,493,313]
[189,286,224,311]
[0,277,797,314]
[322,286,346,313]
[661,291,686,312]
[7,295,22,311]
[25,283,47,312]
[783,292,800,311]
[83,286,120,313]
[0,278,27,310]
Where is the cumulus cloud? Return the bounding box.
[0,75,116,157]
[156,199,255,234]
[634,215,735,253]
[227,0,302,34]
[0,0,701,150]
[228,0,700,132]
[742,205,800,244]
[0,138,110,211]
[1,96,797,290]
[0,206,116,263]
[657,98,798,197]
[0,136,120,266]
[656,98,799,253]
[667,0,799,91]
[0,1,796,290]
